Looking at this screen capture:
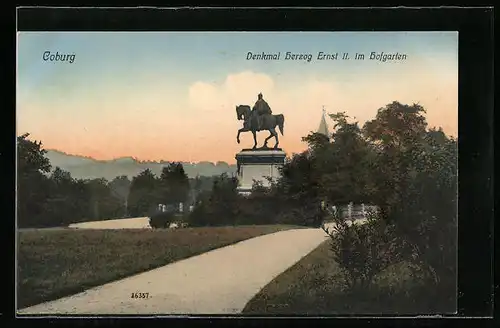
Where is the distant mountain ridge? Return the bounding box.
[45,149,237,180]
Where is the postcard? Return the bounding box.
[16,30,458,316]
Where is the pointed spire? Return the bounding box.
[317,106,329,137]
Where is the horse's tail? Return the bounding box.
[276,114,285,136]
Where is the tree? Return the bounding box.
[189,175,214,205]
[17,134,97,227]
[17,133,51,175]
[362,101,457,308]
[279,151,320,203]
[85,178,123,220]
[43,167,79,226]
[108,175,131,217]
[270,151,324,227]
[281,112,376,212]
[240,179,288,225]
[68,178,91,223]
[17,133,52,228]
[158,162,190,207]
[363,101,428,151]
[301,131,330,152]
[127,169,159,217]
[50,166,73,184]
[362,101,429,213]
[388,130,458,293]
[189,173,240,226]
[320,112,377,205]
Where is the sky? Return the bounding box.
[17,32,458,164]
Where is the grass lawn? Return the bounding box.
[243,240,456,315]
[17,224,301,309]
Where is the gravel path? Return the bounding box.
[17,228,328,315]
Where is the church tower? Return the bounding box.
[317,106,330,138]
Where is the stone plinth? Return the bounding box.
[235,149,286,195]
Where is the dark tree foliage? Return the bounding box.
[189,173,241,227]
[158,162,190,206]
[17,134,136,227]
[16,135,211,228]
[308,102,457,309]
[108,175,131,217]
[17,134,52,228]
[127,169,160,217]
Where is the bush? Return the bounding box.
[322,209,399,291]
[383,136,458,306]
[149,211,175,229]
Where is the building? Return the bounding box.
[317,106,330,137]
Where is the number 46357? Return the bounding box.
[131,292,149,299]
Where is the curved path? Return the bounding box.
[18,228,328,315]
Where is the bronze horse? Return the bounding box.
[236,105,285,149]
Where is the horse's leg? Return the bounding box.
[252,130,257,149]
[264,130,273,148]
[237,128,247,144]
[272,128,279,148]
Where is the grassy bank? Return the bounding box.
[243,240,456,315]
[17,224,300,309]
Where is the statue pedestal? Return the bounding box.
[235,149,286,196]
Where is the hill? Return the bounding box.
[44,150,237,180]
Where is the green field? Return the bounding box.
[17,225,300,309]
[243,240,456,315]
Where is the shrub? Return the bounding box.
[384,136,458,307]
[149,211,175,229]
[322,209,399,291]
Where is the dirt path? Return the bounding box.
[17,228,328,315]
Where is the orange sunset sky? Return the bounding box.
[17,32,458,164]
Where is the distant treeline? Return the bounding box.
[17,133,217,228]
[44,149,237,181]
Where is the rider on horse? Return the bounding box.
[252,93,272,130]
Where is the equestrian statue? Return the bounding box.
[236,93,285,149]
